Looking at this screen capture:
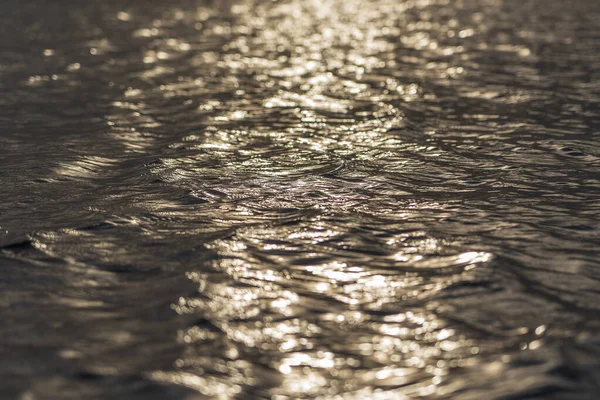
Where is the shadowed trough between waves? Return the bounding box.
[1,0,600,399]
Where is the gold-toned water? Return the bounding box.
[1,0,600,399]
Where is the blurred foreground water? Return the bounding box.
[1,0,600,398]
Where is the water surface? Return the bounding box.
[1,0,600,398]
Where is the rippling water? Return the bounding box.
[1,0,600,398]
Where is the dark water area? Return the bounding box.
[1,0,600,398]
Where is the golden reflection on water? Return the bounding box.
[3,0,599,396]
[107,0,508,398]
[161,221,493,398]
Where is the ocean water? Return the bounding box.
[1,0,599,399]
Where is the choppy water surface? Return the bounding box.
[1,0,600,398]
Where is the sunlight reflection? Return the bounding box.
[135,0,503,397]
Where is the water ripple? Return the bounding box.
[1,0,600,399]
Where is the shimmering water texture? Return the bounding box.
[1,0,600,399]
